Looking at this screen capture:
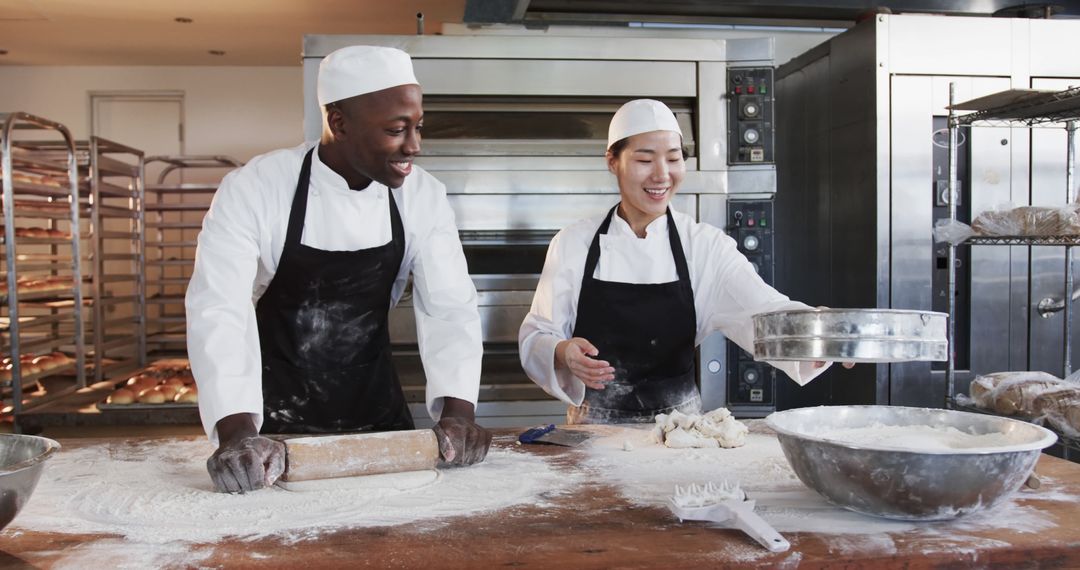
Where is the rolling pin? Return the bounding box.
[281,429,440,482]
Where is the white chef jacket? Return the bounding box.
[519,205,828,407]
[186,142,482,443]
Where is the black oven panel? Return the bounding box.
[725,199,776,416]
[727,67,775,164]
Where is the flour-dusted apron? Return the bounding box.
[256,148,412,434]
[567,205,701,424]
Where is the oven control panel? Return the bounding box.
[725,199,776,415]
[727,67,775,165]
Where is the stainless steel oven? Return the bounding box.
[773,14,1080,411]
[302,34,780,425]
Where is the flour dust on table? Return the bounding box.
[8,438,580,544]
[582,421,1076,558]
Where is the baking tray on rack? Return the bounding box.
[97,401,197,411]
[753,308,948,363]
[94,358,197,411]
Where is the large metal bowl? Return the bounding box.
[765,406,1056,521]
[0,434,60,531]
[753,308,948,362]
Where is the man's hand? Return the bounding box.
[206,413,286,493]
[433,397,492,467]
[555,337,615,389]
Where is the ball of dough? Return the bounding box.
[108,388,135,405]
[136,387,166,404]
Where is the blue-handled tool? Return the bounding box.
[518,424,591,447]
[518,424,556,444]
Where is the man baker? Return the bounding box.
[186,46,491,493]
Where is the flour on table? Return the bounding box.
[650,408,748,448]
[582,422,1070,544]
[8,438,578,544]
[50,539,214,570]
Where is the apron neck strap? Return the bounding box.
[582,204,619,281]
[665,207,691,283]
[284,147,316,248]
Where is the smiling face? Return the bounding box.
[606,130,685,233]
[324,83,423,189]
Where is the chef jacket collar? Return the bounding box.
[311,145,384,195]
[609,205,671,239]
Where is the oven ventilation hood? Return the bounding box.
[464,0,1079,25]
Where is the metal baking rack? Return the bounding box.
[20,137,150,383]
[0,112,87,426]
[945,85,1080,460]
[143,155,242,356]
[84,137,147,382]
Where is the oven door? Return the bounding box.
[389,230,569,426]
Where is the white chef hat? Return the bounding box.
[317,46,419,106]
[607,99,683,150]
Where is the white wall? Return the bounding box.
[0,66,304,162]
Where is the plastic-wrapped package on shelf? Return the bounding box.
[936,204,1080,245]
[932,218,977,245]
[968,371,1064,415]
[1033,386,1080,438]
[971,203,1080,237]
[961,370,1080,438]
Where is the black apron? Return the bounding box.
[567,204,701,424]
[256,148,413,434]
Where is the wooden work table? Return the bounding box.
[1,427,1079,569]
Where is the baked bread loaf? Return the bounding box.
[13,227,71,240]
[136,387,166,404]
[175,386,198,404]
[108,388,135,405]
[162,377,186,389]
[157,385,179,401]
[969,371,1062,415]
[0,352,72,380]
[1032,386,1080,436]
[972,204,1080,237]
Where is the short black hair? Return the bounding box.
[607,137,689,160]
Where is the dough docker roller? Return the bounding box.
[278,429,440,483]
[669,482,790,553]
